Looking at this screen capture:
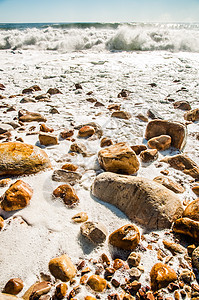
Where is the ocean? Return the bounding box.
[0,22,199,52]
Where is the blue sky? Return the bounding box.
[0,0,199,23]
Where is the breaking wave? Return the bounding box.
[0,22,199,52]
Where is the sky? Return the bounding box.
[0,0,199,23]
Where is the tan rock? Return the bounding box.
[192,186,199,196]
[161,154,199,179]
[60,129,74,139]
[173,217,199,241]
[0,216,4,230]
[92,172,183,229]
[184,108,199,122]
[40,123,54,133]
[127,252,141,267]
[111,111,131,119]
[100,137,113,148]
[0,178,12,187]
[148,135,171,151]
[29,281,51,299]
[61,163,78,171]
[78,126,95,137]
[179,269,194,283]
[140,149,158,162]
[109,224,140,250]
[39,133,58,146]
[150,263,177,291]
[52,169,81,184]
[183,199,199,221]
[130,144,147,155]
[136,113,148,122]
[4,278,23,295]
[145,120,187,150]
[87,275,107,292]
[1,180,33,211]
[162,240,185,255]
[153,176,185,193]
[19,112,46,123]
[72,212,88,223]
[173,100,191,111]
[49,254,76,281]
[80,221,107,244]
[53,184,79,207]
[0,142,51,176]
[70,142,88,157]
[75,122,103,139]
[55,283,68,299]
[47,88,62,95]
[107,104,121,111]
[98,142,139,175]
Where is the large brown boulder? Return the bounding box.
[145,120,187,150]
[0,142,51,176]
[49,254,76,282]
[92,172,183,229]
[1,180,33,211]
[98,143,139,175]
[161,154,199,179]
[150,263,177,291]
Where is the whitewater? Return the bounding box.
[0,22,199,299]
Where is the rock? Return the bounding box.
[150,263,177,291]
[28,281,51,299]
[107,104,121,111]
[19,111,46,123]
[113,259,127,270]
[153,176,185,194]
[129,268,141,281]
[192,247,199,271]
[183,199,199,221]
[192,186,199,196]
[148,135,171,151]
[80,221,107,244]
[60,129,74,139]
[117,89,130,98]
[111,111,131,120]
[0,216,4,230]
[184,109,199,122]
[100,137,113,148]
[0,124,13,134]
[136,113,148,122]
[140,149,158,162]
[98,142,139,175]
[70,142,88,157]
[47,88,62,95]
[94,101,104,107]
[161,154,199,179]
[162,240,185,255]
[84,297,97,300]
[0,178,12,187]
[49,107,59,114]
[145,120,187,150]
[49,254,76,281]
[20,97,36,103]
[0,83,5,90]
[22,87,35,94]
[109,224,140,250]
[127,252,141,267]
[53,184,79,207]
[173,101,191,111]
[78,126,95,137]
[173,217,199,241]
[147,109,163,120]
[87,275,107,292]
[179,270,194,283]
[75,122,103,139]
[40,123,54,133]
[0,142,51,176]
[35,94,50,101]
[130,145,147,155]
[72,212,88,223]
[61,163,78,171]
[55,283,68,299]
[4,278,24,295]
[75,83,82,89]
[1,180,33,211]
[92,172,183,229]
[86,97,96,103]
[39,133,58,146]
[52,169,82,184]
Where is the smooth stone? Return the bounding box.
[1,180,33,211]
[100,137,113,148]
[55,283,68,299]
[29,281,51,299]
[20,97,36,103]
[109,224,140,250]
[148,135,171,151]
[87,275,107,292]
[153,176,185,194]
[161,154,199,179]
[98,142,139,175]
[183,199,199,221]
[129,268,141,280]
[111,111,131,119]
[4,278,24,295]
[179,270,194,283]
[150,263,177,291]
[47,88,62,95]
[107,104,121,111]
[53,184,79,207]
[136,113,148,122]
[0,142,51,176]
[40,124,54,133]
[184,108,199,122]
[39,132,58,146]
[61,163,78,171]
[127,252,141,267]
[145,120,187,150]
[173,100,191,111]
[72,212,88,223]
[74,122,103,139]
[80,221,107,244]
[52,169,82,184]
[92,172,183,229]
[173,217,199,241]
[117,89,130,98]
[49,254,76,282]
[140,149,158,162]
[19,111,46,122]
[60,129,74,139]
[78,126,95,137]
